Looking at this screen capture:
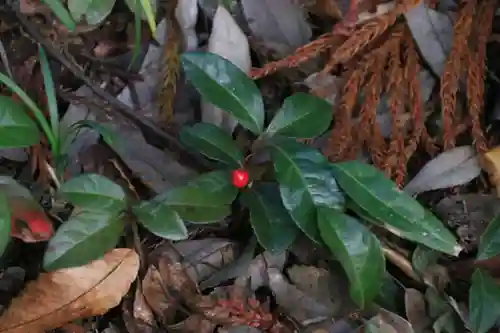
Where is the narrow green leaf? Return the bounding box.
[58,174,126,213]
[181,52,265,134]
[0,96,40,148]
[241,183,299,254]
[469,269,500,333]
[318,208,385,308]
[134,202,188,240]
[477,214,500,260]
[68,0,116,25]
[0,194,11,255]
[180,122,244,167]
[331,161,461,256]
[152,170,237,223]
[38,46,60,156]
[40,0,76,32]
[124,0,157,34]
[43,210,123,271]
[0,73,55,149]
[265,93,332,138]
[271,137,345,242]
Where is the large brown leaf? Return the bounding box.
[0,248,139,333]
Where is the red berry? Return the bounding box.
[232,169,249,188]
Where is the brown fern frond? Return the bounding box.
[440,0,476,150]
[384,26,406,183]
[158,0,181,124]
[249,33,345,79]
[466,0,495,155]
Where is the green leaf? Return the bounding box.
[468,269,500,333]
[241,183,299,254]
[68,0,116,25]
[477,214,500,260]
[318,208,385,308]
[181,52,264,134]
[0,96,40,148]
[43,210,123,271]
[124,0,157,33]
[0,194,11,255]
[330,161,461,256]
[152,170,237,223]
[412,245,440,278]
[58,174,126,213]
[134,201,188,240]
[265,93,332,138]
[41,0,76,32]
[270,138,345,242]
[64,120,125,156]
[180,122,244,167]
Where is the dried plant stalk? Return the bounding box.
[440,0,476,149]
[158,0,181,124]
[385,26,406,184]
[466,0,495,155]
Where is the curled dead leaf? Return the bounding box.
[0,248,139,333]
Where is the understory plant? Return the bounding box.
[0,47,494,323]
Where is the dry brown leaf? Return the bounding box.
[0,248,139,333]
[142,265,177,324]
[483,146,500,196]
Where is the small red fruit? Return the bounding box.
[232,169,249,188]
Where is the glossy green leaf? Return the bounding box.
[68,0,116,25]
[318,208,385,308]
[41,0,76,32]
[331,161,461,256]
[58,174,126,213]
[134,201,188,240]
[0,96,40,148]
[241,183,299,254]
[477,214,500,260]
[271,138,345,242]
[181,52,264,134]
[469,269,500,333]
[0,194,11,256]
[152,170,237,223]
[266,93,332,138]
[43,210,123,271]
[180,122,244,167]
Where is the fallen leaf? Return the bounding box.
[203,5,251,133]
[405,288,431,331]
[0,248,139,333]
[241,0,312,57]
[483,146,500,197]
[403,145,481,195]
[141,265,177,325]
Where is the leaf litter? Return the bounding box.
[2,0,500,332]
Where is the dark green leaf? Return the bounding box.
[134,201,188,240]
[179,122,244,167]
[270,137,344,242]
[412,245,440,278]
[318,207,385,308]
[68,0,116,25]
[58,174,126,213]
[153,170,237,223]
[331,161,461,256]
[0,194,10,255]
[0,96,40,148]
[43,210,123,271]
[266,93,332,138]
[181,52,264,134]
[41,0,76,32]
[477,214,500,260]
[241,183,299,254]
[468,269,500,333]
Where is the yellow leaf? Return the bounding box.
[0,248,139,333]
